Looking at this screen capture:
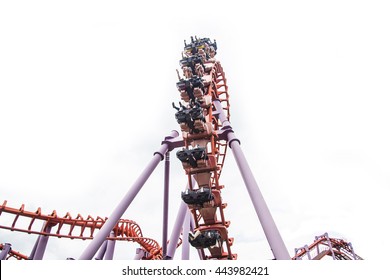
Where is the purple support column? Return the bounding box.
[104,231,116,260]
[162,152,170,258]
[304,245,311,260]
[323,233,336,260]
[348,242,357,260]
[181,209,191,260]
[165,200,188,260]
[95,240,108,260]
[32,223,53,260]
[294,248,302,260]
[28,238,39,260]
[228,130,290,260]
[133,248,146,260]
[165,177,196,260]
[316,242,320,256]
[0,243,11,260]
[214,100,290,260]
[79,131,179,260]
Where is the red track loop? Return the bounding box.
[0,38,363,261]
[0,200,162,259]
[175,38,236,259]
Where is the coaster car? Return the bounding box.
[184,37,218,55]
[176,146,208,168]
[179,54,204,73]
[188,230,221,249]
[181,187,214,205]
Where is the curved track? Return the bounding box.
[0,37,362,261]
[293,233,363,260]
[0,200,162,259]
[0,243,28,260]
[173,37,235,259]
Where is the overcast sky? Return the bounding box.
[1,0,389,260]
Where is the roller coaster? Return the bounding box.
[0,37,362,261]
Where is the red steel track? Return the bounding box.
[293,233,363,260]
[0,243,28,260]
[174,39,235,259]
[0,37,362,261]
[172,38,362,261]
[0,200,162,259]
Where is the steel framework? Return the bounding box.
[0,37,361,260]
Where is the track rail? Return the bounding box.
[173,37,235,259]
[0,37,363,261]
[293,233,363,260]
[0,200,162,259]
[0,243,28,260]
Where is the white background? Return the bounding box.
[1,0,389,261]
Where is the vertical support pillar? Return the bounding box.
[104,231,116,260]
[304,245,311,260]
[228,133,290,260]
[94,240,108,260]
[181,208,191,260]
[316,242,320,256]
[214,100,290,260]
[79,131,179,260]
[0,243,12,260]
[162,152,170,258]
[316,233,336,260]
[348,242,357,260]
[29,238,39,260]
[133,248,146,260]
[31,223,53,260]
[324,233,336,260]
[165,177,196,260]
[165,200,188,260]
[294,247,302,260]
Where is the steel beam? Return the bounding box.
[0,243,11,260]
[165,177,196,260]
[214,100,290,260]
[162,152,170,257]
[79,131,179,260]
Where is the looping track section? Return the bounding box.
[0,37,362,261]
[173,37,235,259]
[0,200,162,259]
